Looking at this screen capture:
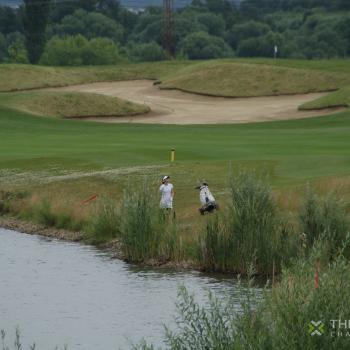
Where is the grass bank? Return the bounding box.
[235,58,350,74]
[159,60,350,97]
[300,86,350,110]
[0,61,193,92]
[2,170,349,275]
[1,59,350,98]
[0,91,149,118]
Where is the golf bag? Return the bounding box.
[197,183,219,215]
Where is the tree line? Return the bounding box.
[0,0,349,65]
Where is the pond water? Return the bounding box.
[0,228,258,350]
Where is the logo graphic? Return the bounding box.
[309,321,325,336]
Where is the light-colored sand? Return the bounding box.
[60,80,344,124]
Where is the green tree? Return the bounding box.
[239,0,261,19]
[174,16,204,50]
[316,28,347,57]
[131,12,162,44]
[41,35,120,66]
[84,37,121,64]
[53,9,124,43]
[41,34,88,66]
[23,0,51,64]
[128,41,166,62]
[77,0,98,12]
[335,0,350,10]
[205,0,234,17]
[237,31,282,57]
[227,20,270,49]
[118,8,138,37]
[0,33,6,62]
[180,31,232,59]
[337,16,350,54]
[197,13,225,37]
[0,6,21,34]
[97,0,120,21]
[7,39,28,63]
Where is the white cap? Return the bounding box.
[163,175,170,181]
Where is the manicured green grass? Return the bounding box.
[0,105,350,181]
[0,91,149,118]
[299,86,350,110]
[1,102,348,233]
[1,59,350,231]
[159,60,350,97]
[1,88,350,263]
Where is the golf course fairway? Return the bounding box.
[0,59,350,265]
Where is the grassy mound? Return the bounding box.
[1,59,350,96]
[159,61,350,97]
[235,58,350,74]
[0,61,193,92]
[299,86,350,110]
[0,91,149,118]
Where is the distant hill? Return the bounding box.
[0,0,241,9]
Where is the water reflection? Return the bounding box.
[0,228,260,350]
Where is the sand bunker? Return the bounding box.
[60,80,343,124]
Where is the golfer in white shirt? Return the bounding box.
[159,175,174,209]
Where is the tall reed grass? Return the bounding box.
[198,172,297,275]
[31,199,84,232]
[1,328,67,350]
[87,196,120,244]
[300,189,350,258]
[0,191,10,215]
[119,181,181,263]
[0,190,27,216]
[138,241,350,350]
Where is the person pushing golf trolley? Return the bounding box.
[159,175,174,210]
[195,182,219,215]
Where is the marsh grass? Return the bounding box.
[138,242,350,350]
[245,241,350,350]
[0,192,11,215]
[300,189,350,258]
[0,191,28,216]
[1,328,35,350]
[1,328,67,350]
[87,196,120,244]
[199,172,297,275]
[228,172,281,273]
[120,181,181,263]
[30,199,84,231]
[135,270,261,350]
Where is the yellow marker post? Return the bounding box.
[171,149,175,162]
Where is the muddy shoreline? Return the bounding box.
[0,215,196,270]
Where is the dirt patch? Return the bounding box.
[59,80,346,124]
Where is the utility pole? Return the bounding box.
[163,0,175,57]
